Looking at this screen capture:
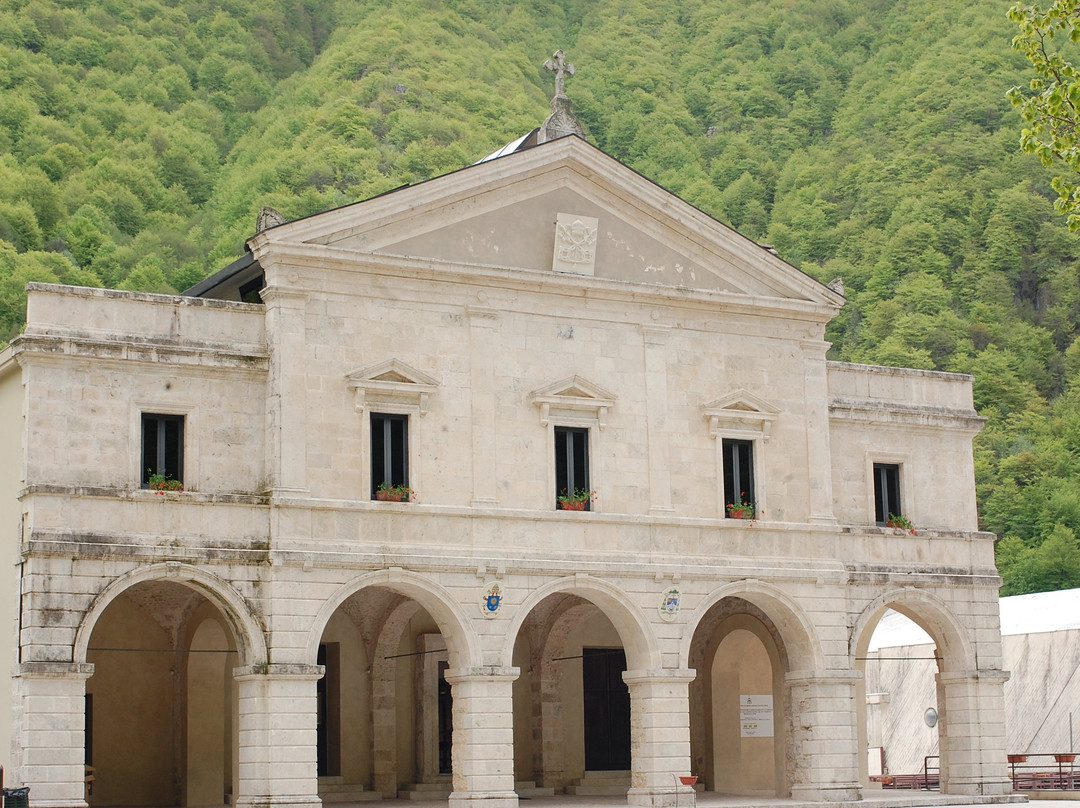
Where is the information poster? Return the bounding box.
[739,694,774,738]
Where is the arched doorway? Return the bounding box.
[311,578,475,802]
[853,593,975,794]
[858,608,939,788]
[84,580,239,807]
[509,584,655,798]
[688,596,796,797]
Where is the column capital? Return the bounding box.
[15,661,95,680]
[785,669,861,686]
[444,666,520,684]
[938,668,1010,685]
[233,663,324,682]
[623,668,696,686]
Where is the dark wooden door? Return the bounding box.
[438,661,453,774]
[583,648,631,770]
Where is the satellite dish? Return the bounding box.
[924,707,939,728]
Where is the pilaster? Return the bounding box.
[784,670,861,802]
[261,285,309,497]
[468,306,499,506]
[444,667,520,808]
[623,669,696,808]
[936,669,1011,796]
[642,328,674,513]
[233,663,323,808]
[801,339,836,524]
[12,662,94,808]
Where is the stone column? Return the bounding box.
[936,670,1011,796]
[12,662,94,808]
[444,667,519,808]
[785,670,861,802]
[623,669,695,808]
[261,285,309,497]
[233,664,323,808]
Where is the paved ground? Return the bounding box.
[320,792,1060,808]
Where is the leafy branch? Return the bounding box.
[1008,0,1080,228]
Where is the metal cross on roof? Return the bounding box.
[543,50,576,98]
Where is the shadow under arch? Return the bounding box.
[307,568,481,669]
[849,587,974,672]
[73,562,267,668]
[499,574,660,671]
[681,579,823,673]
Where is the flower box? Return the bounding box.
[556,488,595,510]
[1008,754,1027,764]
[678,776,698,786]
[1055,753,1077,763]
[727,506,755,519]
[375,485,414,502]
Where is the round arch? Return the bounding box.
[73,563,267,667]
[683,580,823,672]
[850,588,975,672]
[307,568,481,669]
[500,574,660,671]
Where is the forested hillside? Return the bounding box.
[1,0,1077,593]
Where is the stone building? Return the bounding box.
[0,131,1010,808]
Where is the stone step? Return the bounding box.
[398,780,453,801]
[565,783,630,796]
[321,788,382,803]
[318,777,382,803]
[565,770,631,796]
[574,770,631,785]
[514,780,556,798]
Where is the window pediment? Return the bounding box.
[346,359,439,415]
[703,389,779,440]
[529,375,616,429]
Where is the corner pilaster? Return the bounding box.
[936,669,1011,796]
[12,662,95,808]
[261,285,310,498]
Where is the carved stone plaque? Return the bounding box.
[552,212,598,275]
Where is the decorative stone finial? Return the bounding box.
[256,207,286,233]
[543,49,575,98]
[539,50,585,144]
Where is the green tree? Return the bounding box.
[1008,0,1080,228]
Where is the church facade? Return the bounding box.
[0,133,1009,808]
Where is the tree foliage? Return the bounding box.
[2,0,1080,593]
[1008,0,1080,229]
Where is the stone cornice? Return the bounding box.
[20,484,270,504]
[11,332,268,371]
[252,241,840,324]
[829,398,985,432]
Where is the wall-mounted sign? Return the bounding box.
[740,694,774,738]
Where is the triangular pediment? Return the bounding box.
[529,374,616,429]
[346,359,439,415]
[246,137,844,309]
[703,389,779,440]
